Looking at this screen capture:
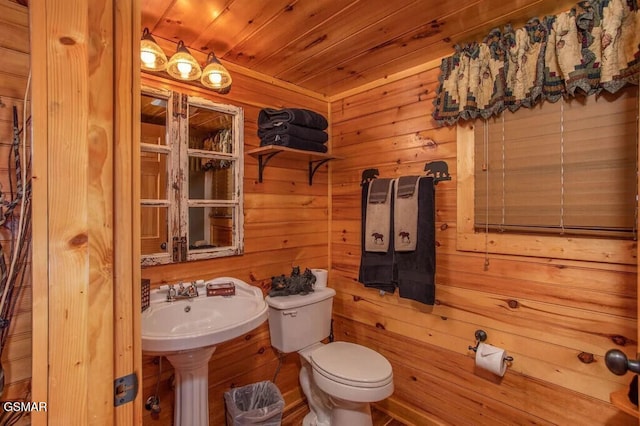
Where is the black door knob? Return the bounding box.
[605,349,640,375]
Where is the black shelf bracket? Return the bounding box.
[309,158,331,185]
[249,146,338,185]
[256,151,332,185]
[256,151,281,183]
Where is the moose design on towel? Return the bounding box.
[398,231,411,243]
[371,232,385,245]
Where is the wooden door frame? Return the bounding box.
[30,0,141,424]
[637,85,640,424]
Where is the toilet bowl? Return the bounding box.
[265,287,394,426]
[311,341,393,403]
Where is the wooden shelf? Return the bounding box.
[247,145,340,185]
[610,388,638,418]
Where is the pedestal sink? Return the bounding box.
[142,277,268,426]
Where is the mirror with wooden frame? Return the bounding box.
[140,87,244,266]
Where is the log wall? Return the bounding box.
[329,66,638,424]
[0,0,31,411]
[139,70,328,424]
[7,0,636,422]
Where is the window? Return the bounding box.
[140,87,244,266]
[457,85,637,264]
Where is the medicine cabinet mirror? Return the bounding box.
[140,86,244,266]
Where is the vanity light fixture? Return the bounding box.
[140,28,167,72]
[167,41,202,81]
[201,52,232,90]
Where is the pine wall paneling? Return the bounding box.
[139,70,329,425]
[8,0,637,422]
[329,64,638,424]
[29,0,140,423]
[0,0,31,417]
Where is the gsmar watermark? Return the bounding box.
[2,401,47,412]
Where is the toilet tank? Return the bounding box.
[265,287,336,353]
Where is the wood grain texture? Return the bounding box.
[0,0,33,423]
[40,0,92,421]
[29,0,139,423]
[11,0,639,423]
[114,0,143,423]
[140,67,330,425]
[139,0,580,97]
[329,65,637,424]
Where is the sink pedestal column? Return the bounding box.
[165,346,217,426]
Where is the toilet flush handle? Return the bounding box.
[283,310,298,317]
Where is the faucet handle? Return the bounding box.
[166,284,177,301]
[187,282,199,297]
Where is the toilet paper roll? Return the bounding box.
[311,269,328,288]
[475,342,508,377]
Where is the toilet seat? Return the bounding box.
[311,342,393,388]
[310,342,394,403]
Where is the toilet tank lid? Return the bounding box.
[265,287,336,310]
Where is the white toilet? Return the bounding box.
[266,287,393,426]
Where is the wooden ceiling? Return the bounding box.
[142,0,578,97]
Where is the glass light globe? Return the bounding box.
[177,61,193,78]
[208,72,223,85]
[141,50,157,67]
[167,41,201,81]
[200,52,232,90]
[140,28,167,71]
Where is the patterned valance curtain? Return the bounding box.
[432,0,640,126]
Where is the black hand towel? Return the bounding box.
[258,108,329,130]
[358,181,397,293]
[395,177,436,305]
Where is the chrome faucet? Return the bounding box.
[166,282,198,302]
[178,282,199,298]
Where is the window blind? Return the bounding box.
[474,85,638,238]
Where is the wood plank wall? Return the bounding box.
[329,67,638,424]
[6,0,636,422]
[139,71,329,425]
[0,0,31,412]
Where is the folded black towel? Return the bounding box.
[260,134,328,153]
[258,108,328,130]
[258,122,328,143]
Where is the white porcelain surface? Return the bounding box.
[313,367,394,403]
[311,343,393,404]
[142,277,268,354]
[311,342,393,387]
[266,287,335,353]
[141,277,268,426]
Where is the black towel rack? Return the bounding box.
[424,160,452,185]
[360,160,452,186]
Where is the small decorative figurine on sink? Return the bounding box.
[268,266,316,297]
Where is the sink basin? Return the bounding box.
[142,277,268,354]
[141,277,268,426]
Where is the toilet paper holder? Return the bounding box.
[468,329,514,362]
